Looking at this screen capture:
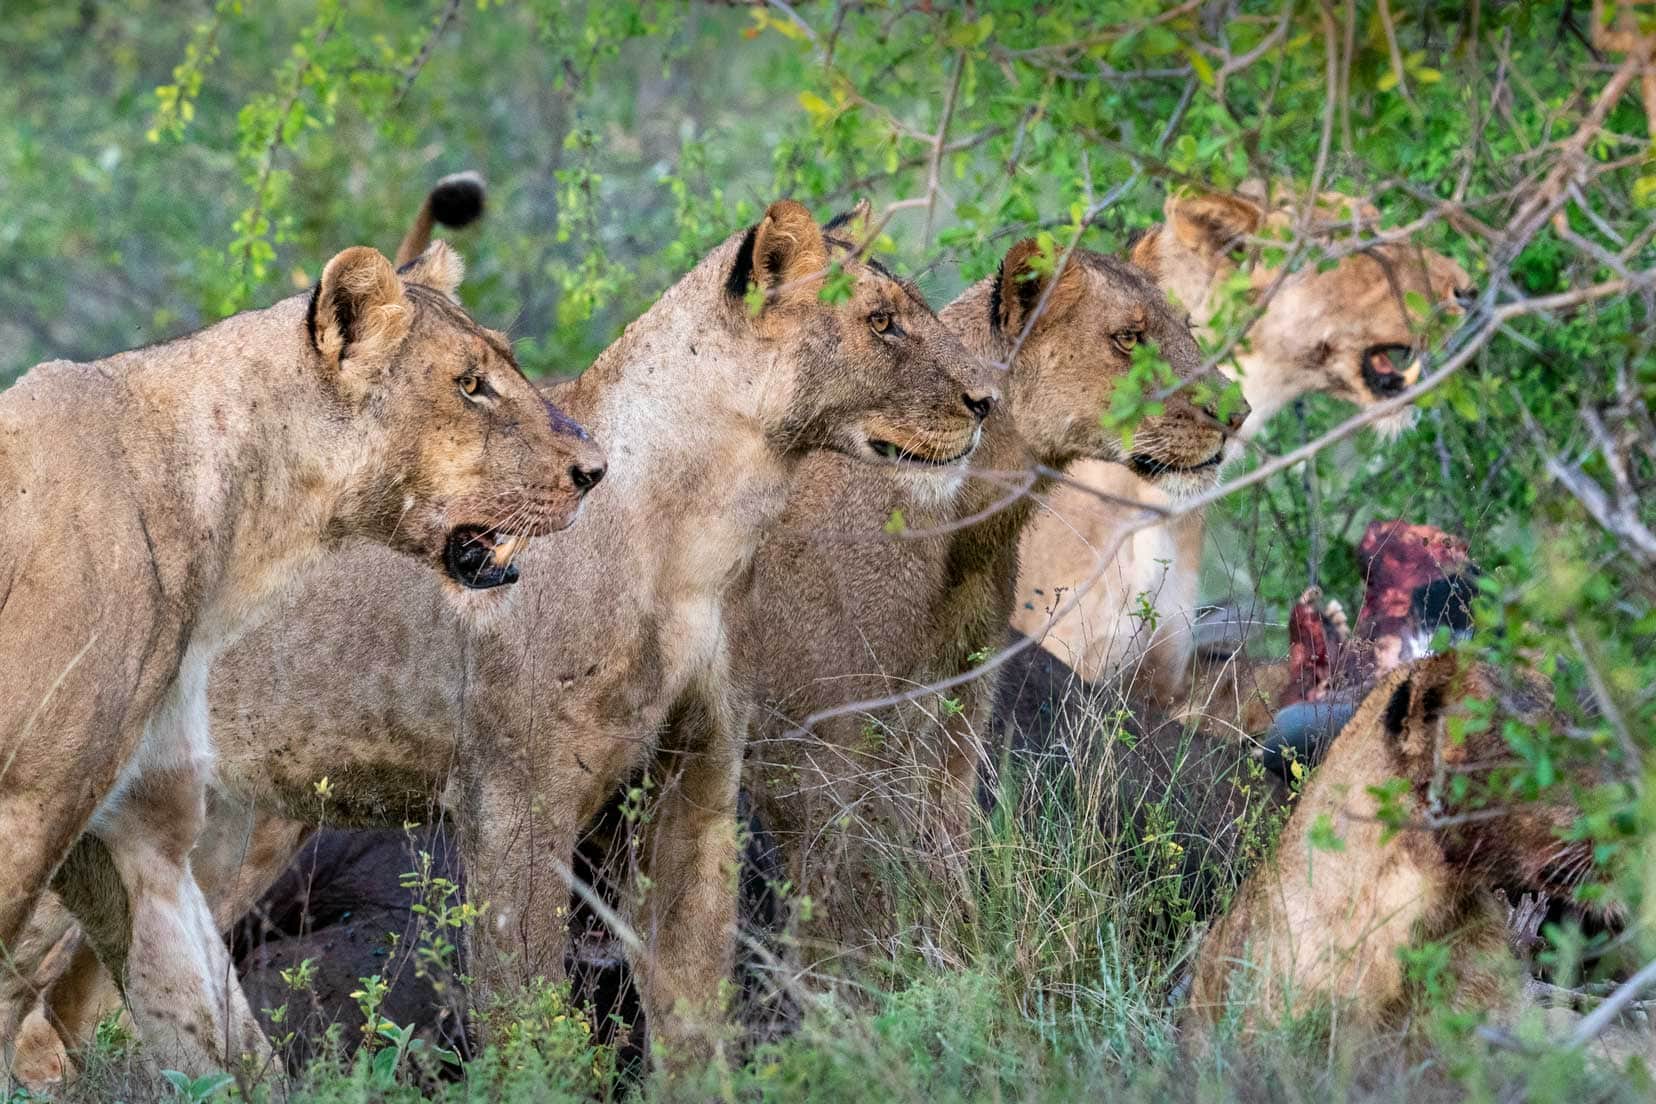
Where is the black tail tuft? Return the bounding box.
[428,171,487,229]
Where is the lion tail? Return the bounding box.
[394,170,487,268]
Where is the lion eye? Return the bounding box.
[458,373,483,398]
[869,310,893,335]
[1112,331,1141,354]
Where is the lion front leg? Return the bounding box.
[0,897,81,1090]
[629,687,743,1071]
[457,773,582,1035]
[0,776,105,1087]
[31,796,308,1083]
[61,771,272,1081]
[925,675,992,868]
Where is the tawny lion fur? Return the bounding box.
[1184,651,1597,1045]
[1014,185,1475,704]
[17,199,998,1074]
[741,241,1240,959]
[0,242,602,1082]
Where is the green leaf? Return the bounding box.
[371,1044,399,1087]
[1377,68,1399,93]
[1307,813,1346,852]
[817,262,853,305]
[1448,378,1481,422]
[797,90,833,121]
[1141,25,1179,56]
[947,14,995,49]
[884,508,907,535]
[1185,47,1215,87]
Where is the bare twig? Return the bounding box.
[1570,956,1656,1045]
[1376,0,1418,110]
[922,51,966,249]
[394,0,462,107]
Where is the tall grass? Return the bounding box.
[15,684,1650,1104]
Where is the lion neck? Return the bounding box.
[102,295,382,643]
[911,276,1165,652]
[544,231,809,620]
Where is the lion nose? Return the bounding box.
[570,461,606,494]
[1201,393,1250,433]
[962,387,998,422]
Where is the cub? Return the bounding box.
[0,243,602,1078]
[1185,652,1600,1046]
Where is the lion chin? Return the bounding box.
[853,423,982,509]
[1128,448,1224,502]
[1369,405,1419,441]
[891,464,969,510]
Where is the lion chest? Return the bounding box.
[91,639,219,833]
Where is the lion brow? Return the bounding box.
[479,329,520,369]
[404,284,520,369]
[862,257,937,318]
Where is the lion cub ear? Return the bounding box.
[734,199,830,312]
[308,247,412,378]
[398,241,466,302]
[1381,651,1462,760]
[1164,191,1264,259]
[993,238,1085,338]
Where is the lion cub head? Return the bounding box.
[1372,652,1599,904]
[308,245,606,590]
[953,240,1242,498]
[731,200,998,490]
[1133,187,1475,437]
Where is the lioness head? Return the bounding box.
[1373,652,1598,903]
[308,244,606,590]
[969,239,1245,499]
[1133,187,1475,437]
[730,200,997,488]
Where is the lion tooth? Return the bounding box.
[1400,357,1422,387]
[491,535,528,568]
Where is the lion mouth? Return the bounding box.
[1361,344,1421,399]
[1128,449,1224,480]
[443,526,532,590]
[867,427,980,467]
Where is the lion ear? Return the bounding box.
[1380,651,1461,759]
[993,238,1085,337]
[308,247,412,377]
[735,199,829,312]
[824,198,873,243]
[399,240,466,301]
[1164,190,1264,259]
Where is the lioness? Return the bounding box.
[1013,186,1475,702]
[0,242,603,1079]
[739,237,1239,958]
[25,198,998,1070]
[1184,651,1600,1045]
